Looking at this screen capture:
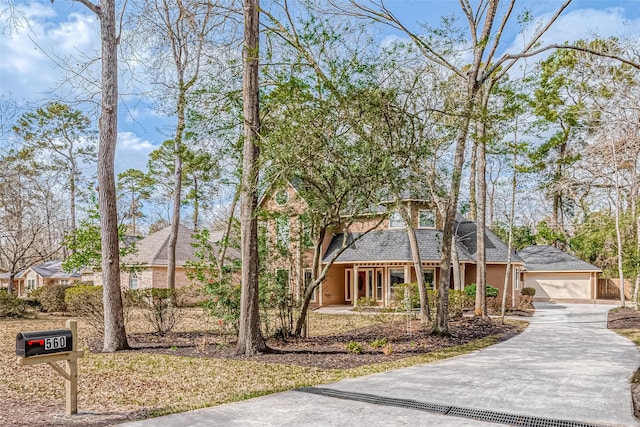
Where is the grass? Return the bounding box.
[1,308,525,420]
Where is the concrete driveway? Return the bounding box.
[120,302,640,426]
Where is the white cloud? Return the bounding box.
[115,131,156,174]
[0,2,99,100]
[504,6,640,57]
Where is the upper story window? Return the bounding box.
[389,211,404,229]
[129,272,138,290]
[275,216,290,247]
[274,189,289,206]
[419,210,435,228]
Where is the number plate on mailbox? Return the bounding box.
[17,329,73,357]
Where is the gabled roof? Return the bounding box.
[322,221,523,264]
[0,260,81,280]
[455,220,524,263]
[123,224,238,267]
[517,245,601,272]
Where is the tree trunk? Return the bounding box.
[502,149,518,322]
[606,136,625,307]
[98,0,129,352]
[236,0,267,355]
[398,203,430,323]
[468,135,478,221]
[475,94,488,317]
[167,86,186,305]
[451,237,461,290]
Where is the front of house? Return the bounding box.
[0,260,82,297]
[259,181,528,308]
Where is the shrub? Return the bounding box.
[354,296,377,311]
[346,341,363,354]
[369,337,388,348]
[30,284,71,313]
[0,292,28,318]
[464,283,499,299]
[426,289,470,318]
[521,287,537,297]
[137,288,181,335]
[65,285,104,334]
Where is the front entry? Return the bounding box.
[357,271,366,299]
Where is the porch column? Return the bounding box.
[352,265,358,308]
[404,264,410,284]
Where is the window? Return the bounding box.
[389,211,404,228]
[60,279,69,286]
[423,270,435,290]
[275,216,290,247]
[367,270,374,299]
[27,279,36,290]
[345,270,352,301]
[376,269,383,301]
[419,210,435,228]
[389,269,405,293]
[274,189,289,206]
[129,272,138,290]
[300,214,314,248]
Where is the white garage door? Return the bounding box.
[524,272,592,300]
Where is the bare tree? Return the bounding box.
[236,0,267,355]
[57,0,129,352]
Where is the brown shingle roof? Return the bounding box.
[124,225,237,267]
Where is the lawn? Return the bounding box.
[1,308,524,426]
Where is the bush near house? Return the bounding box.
[0,290,28,318]
[464,283,499,299]
[389,283,470,318]
[30,284,71,313]
[65,285,104,334]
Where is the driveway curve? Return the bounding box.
[121,302,640,426]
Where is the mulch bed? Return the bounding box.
[91,315,521,369]
[607,307,640,419]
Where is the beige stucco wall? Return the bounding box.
[524,272,592,300]
[321,264,347,305]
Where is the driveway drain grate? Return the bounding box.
[297,387,607,427]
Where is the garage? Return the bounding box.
[524,271,593,300]
[517,245,601,302]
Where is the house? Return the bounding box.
[0,260,82,297]
[259,181,528,308]
[516,245,601,301]
[90,224,238,294]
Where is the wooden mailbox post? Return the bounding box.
[16,319,85,415]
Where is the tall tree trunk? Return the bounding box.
[98,0,129,352]
[167,87,186,304]
[502,149,518,322]
[398,203,430,323]
[475,91,489,317]
[236,0,267,355]
[611,138,625,307]
[468,138,477,221]
[451,237,462,290]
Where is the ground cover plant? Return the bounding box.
[1,308,525,426]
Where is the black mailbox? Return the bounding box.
[16,329,73,357]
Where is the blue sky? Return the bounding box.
[1,0,640,175]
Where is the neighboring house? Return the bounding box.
[91,224,238,294]
[0,260,82,297]
[517,245,601,301]
[259,181,528,308]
